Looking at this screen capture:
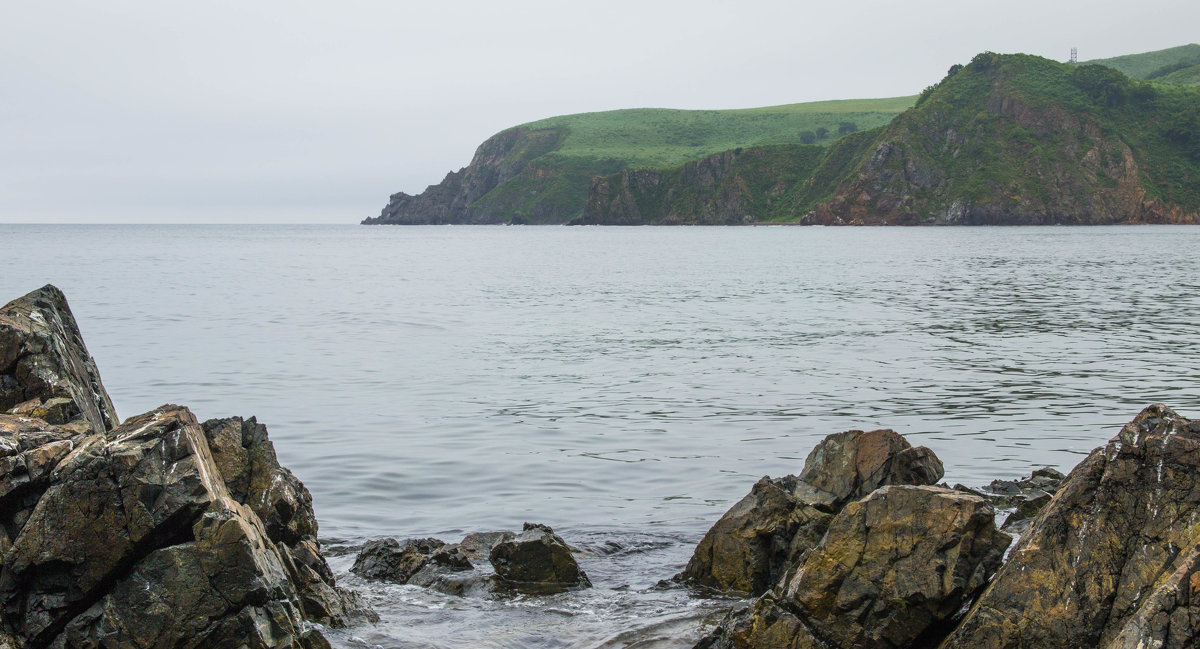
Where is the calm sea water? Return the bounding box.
[3,224,1199,647]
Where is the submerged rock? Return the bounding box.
[941,405,1200,649]
[0,286,365,647]
[459,531,515,559]
[489,523,591,594]
[679,429,944,595]
[703,486,1009,649]
[351,537,470,584]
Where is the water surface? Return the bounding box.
[3,224,1198,647]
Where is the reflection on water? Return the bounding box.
[2,223,1199,647]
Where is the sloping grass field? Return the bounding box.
[517,96,916,169]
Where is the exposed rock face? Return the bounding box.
[0,286,363,647]
[1,285,117,435]
[489,523,590,593]
[362,127,574,225]
[704,486,1010,649]
[806,56,1200,226]
[679,429,943,595]
[201,416,359,626]
[575,146,836,226]
[941,405,1200,649]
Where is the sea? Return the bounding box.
[3,224,1199,648]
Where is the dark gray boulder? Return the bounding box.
[0,286,367,647]
[0,285,118,435]
[352,537,469,583]
[489,523,590,594]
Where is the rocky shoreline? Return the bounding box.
[3,285,1198,648]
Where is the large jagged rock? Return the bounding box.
[0,406,331,648]
[941,405,1200,649]
[489,523,591,594]
[201,416,360,625]
[680,429,944,595]
[0,285,118,435]
[0,286,364,647]
[704,486,1010,649]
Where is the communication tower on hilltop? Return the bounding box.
[1070,47,1078,64]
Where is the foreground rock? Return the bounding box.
[680,429,944,595]
[703,486,1010,649]
[1,285,118,435]
[941,405,1200,649]
[0,286,365,648]
[490,523,591,594]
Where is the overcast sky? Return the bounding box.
[2,1,1196,223]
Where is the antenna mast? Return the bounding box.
[1070,47,1078,64]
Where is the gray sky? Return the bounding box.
[2,1,1197,223]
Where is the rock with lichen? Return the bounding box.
[679,429,944,596]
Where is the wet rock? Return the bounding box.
[489,523,590,593]
[998,492,1052,535]
[458,531,515,559]
[0,405,338,648]
[678,475,832,595]
[351,537,469,584]
[201,416,363,625]
[941,405,1200,649]
[679,429,943,595]
[704,486,1009,649]
[0,284,366,646]
[0,285,118,435]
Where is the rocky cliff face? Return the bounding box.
[807,57,1200,225]
[0,286,368,648]
[362,127,572,225]
[575,147,827,225]
[581,53,1200,226]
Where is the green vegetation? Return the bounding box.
[1083,43,1200,84]
[582,51,1200,225]
[460,97,911,223]
[517,96,914,169]
[927,53,1200,208]
[369,44,1200,226]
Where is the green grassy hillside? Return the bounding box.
[520,96,915,169]
[365,96,914,224]
[1084,43,1200,84]
[581,52,1200,225]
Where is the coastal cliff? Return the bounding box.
[581,53,1200,225]
[361,100,912,225]
[362,126,577,225]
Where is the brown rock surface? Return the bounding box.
[705,486,1009,649]
[680,429,943,595]
[940,404,1200,649]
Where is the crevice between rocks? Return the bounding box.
[28,500,204,649]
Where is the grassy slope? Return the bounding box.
[519,96,915,168]
[464,96,914,222]
[589,52,1200,225]
[1083,43,1200,82]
